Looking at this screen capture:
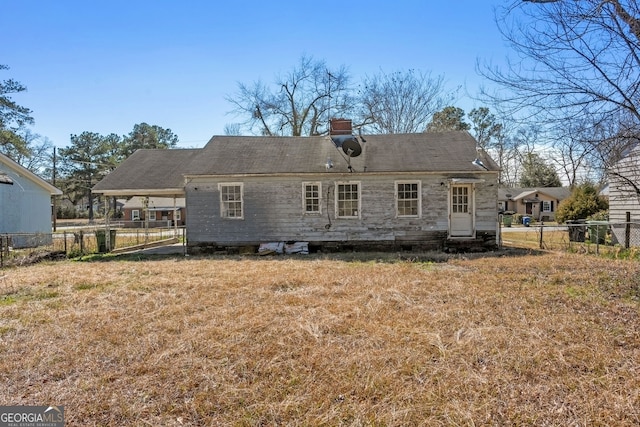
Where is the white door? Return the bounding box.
[450,185,474,237]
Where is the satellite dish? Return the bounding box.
[342,138,362,157]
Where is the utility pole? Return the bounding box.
[52,147,57,231]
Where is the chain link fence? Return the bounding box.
[1,226,184,267]
[500,220,640,255]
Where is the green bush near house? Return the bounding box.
[556,183,608,223]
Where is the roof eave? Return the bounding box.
[91,188,185,197]
[184,170,500,179]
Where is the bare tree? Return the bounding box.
[226,55,353,136]
[491,126,521,187]
[223,123,242,136]
[0,128,53,175]
[481,1,640,127]
[479,0,640,190]
[547,120,602,186]
[358,70,455,134]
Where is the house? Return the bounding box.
[120,197,186,227]
[0,152,62,247]
[93,125,500,253]
[498,187,571,222]
[607,144,640,246]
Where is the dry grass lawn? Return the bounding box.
[1,250,639,426]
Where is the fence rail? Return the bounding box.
[2,221,638,267]
[1,226,185,267]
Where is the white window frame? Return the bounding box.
[219,183,244,219]
[175,209,181,221]
[149,211,157,221]
[302,182,322,215]
[395,180,421,218]
[132,209,140,221]
[542,201,552,212]
[335,181,361,219]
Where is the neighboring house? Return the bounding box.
[0,153,62,247]
[93,124,500,253]
[498,187,571,222]
[120,197,186,227]
[607,144,640,245]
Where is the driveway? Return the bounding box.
[118,243,186,255]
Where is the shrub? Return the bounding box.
[556,183,608,223]
[587,210,609,221]
[57,206,77,219]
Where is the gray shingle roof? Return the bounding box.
[93,131,498,195]
[188,131,498,175]
[92,149,200,196]
[498,187,571,201]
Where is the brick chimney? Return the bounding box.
[330,118,352,135]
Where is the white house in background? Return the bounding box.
[0,153,62,247]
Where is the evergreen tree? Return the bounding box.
[425,106,470,132]
[519,153,562,187]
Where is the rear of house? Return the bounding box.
[185,132,499,253]
[93,130,500,253]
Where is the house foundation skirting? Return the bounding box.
[445,231,497,253]
[187,231,497,255]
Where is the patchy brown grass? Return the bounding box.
[1,251,639,426]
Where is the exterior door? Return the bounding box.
[450,184,474,237]
[526,202,533,215]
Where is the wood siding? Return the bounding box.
[609,151,640,222]
[608,150,640,245]
[186,173,498,252]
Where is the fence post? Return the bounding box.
[625,212,631,249]
[539,222,544,249]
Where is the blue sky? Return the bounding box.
[4,1,510,149]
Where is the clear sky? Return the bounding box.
[4,0,511,149]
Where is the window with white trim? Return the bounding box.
[132,209,140,221]
[303,182,321,214]
[220,183,243,218]
[542,201,553,212]
[149,211,157,221]
[452,186,469,213]
[175,209,181,221]
[396,181,421,217]
[336,182,360,218]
